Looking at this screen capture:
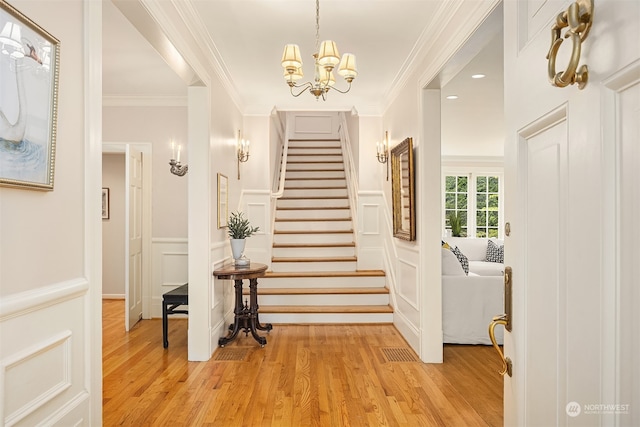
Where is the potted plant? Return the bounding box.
[227,211,259,261]
[447,212,463,237]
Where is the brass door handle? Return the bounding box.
[488,266,513,376]
[489,317,512,377]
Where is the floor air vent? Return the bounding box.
[213,347,250,361]
[380,347,418,362]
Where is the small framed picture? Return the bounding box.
[102,188,110,219]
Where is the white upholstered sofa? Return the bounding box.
[441,237,504,345]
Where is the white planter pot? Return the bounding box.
[230,239,246,260]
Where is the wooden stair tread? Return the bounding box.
[286,169,345,172]
[283,177,345,180]
[244,287,389,295]
[272,256,357,263]
[264,270,385,278]
[284,186,347,190]
[272,242,355,248]
[288,161,344,164]
[287,153,342,156]
[279,196,348,200]
[274,229,353,235]
[275,217,352,222]
[288,138,340,142]
[276,206,350,210]
[259,305,394,314]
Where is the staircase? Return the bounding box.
[256,138,393,323]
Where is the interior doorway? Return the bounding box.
[418,4,505,361]
[102,142,152,331]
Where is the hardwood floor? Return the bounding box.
[103,300,503,426]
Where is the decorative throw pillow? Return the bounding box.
[441,240,451,250]
[486,239,504,263]
[450,246,469,275]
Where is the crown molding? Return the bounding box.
[169,0,244,112]
[382,0,500,113]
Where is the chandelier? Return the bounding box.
[281,0,357,100]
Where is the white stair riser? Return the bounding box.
[258,312,393,324]
[272,246,356,258]
[274,220,352,232]
[276,209,351,219]
[255,293,389,306]
[285,179,347,188]
[285,171,345,179]
[287,163,344,171]
[284,188,347,198]
[259,275,387,288]
[287,155,343,162]
[277,198,349,208]
[289,142,340,149]
[271,261,357,272]
[273,233,354,244]
[287,150,342,157]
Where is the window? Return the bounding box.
[444,175,468,237]
[443,170,503,238]
[475,176,500,238]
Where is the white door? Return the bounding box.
[125,146,144,331]
[503,1,639,425]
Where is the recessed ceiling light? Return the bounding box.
[471,74,486,79]
[446,95,458,100]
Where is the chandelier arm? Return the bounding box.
[290,82,314,97]
[326,82,352,94]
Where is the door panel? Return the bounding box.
[618,80,639,427]
[126,146,143,331]
[504,0,639,425]
[523,119,567,425]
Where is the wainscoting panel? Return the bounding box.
[361,203,380,235]
[397,258,419,311]
[0,280,90,426]
[288,112,340,140]
[151,238,188,318]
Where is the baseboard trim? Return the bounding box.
[102,294,125,300]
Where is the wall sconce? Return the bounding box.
[237,129,250,179]
[376,131,389,181]
[169,141,188,176]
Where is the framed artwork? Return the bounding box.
[217,173,228,228]
[0,1,60,190]
[102,188,110,220]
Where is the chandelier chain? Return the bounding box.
[315,0,320,52]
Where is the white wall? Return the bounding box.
[103,105,188,238]
[0,0,98,424]
[102,153,126,297]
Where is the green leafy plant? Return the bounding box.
[227,211,259,239]
[448,212,462,237]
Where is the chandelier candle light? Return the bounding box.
[281,0,357,100]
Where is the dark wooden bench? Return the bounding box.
[162,283,188,348]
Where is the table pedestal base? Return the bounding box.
[218,278,272,347]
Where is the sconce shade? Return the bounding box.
[281,44,303,73]
[318,65,335,86]
[317,40,340,68]
[338,53,357,80]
